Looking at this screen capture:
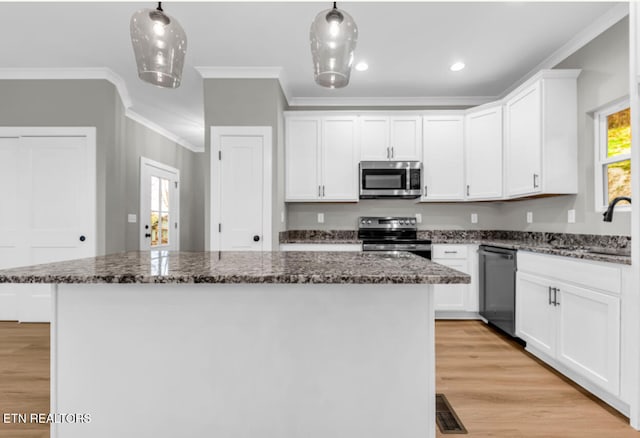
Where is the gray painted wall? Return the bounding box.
[203,78,287,249]
[0,79,204,254]
[287,17,631,236]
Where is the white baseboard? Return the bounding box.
[435,311,482,320]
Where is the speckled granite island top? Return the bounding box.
[0,251,470,285]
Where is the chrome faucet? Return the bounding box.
[603,196,631,222]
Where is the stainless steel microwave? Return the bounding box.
[359,161,422,199]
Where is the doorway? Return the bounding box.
[139,157,180,251]
[210,126,272,251]
[0,127,96,322]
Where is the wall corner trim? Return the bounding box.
[0,67,201,153]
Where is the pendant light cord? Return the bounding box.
[157,2,163,12]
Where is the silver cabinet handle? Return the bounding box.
[466,185,470,197]
[548,286,553,305]
[424,185,428,197]
[533,173,540,188]
[391,147,394,158]
[444,251,458,254]
[386,147,390,159]
[318,185,321,197]
[322,185,325,197]
[554,288,559,306]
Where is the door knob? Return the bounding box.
[79,235,86,242]
[253,235,260,242]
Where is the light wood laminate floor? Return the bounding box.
[436,320,638,437]
[0,321,637,437]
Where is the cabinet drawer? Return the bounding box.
[432,245,468,259]
[518,252,621,295]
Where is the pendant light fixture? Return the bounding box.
[310,2,358,89]
[130,2,187,88]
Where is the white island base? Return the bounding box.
[51,283,435,438]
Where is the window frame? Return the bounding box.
[594,98,631,212]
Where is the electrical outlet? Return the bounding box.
[567,209,576,223]
[471,213,478,224]
[415,213,422,223]
[317,213,324,224]
[526,211,533,224]
[127,214,137,223]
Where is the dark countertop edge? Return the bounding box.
[280,240,363,244]
[0,274,470,285]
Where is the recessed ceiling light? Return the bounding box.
[450,62,465,72]
[355,61,369,72]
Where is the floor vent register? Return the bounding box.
[436,393,468,434]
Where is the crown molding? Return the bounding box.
[0,67,201,152]
[501,2,629,97]
[195,66,293,103]
[125,109,202,153]
[288,95,496,107]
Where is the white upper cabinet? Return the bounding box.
[285,115,358,202]
[465,105,503,200]
[285,117,321,201]
[360,115,421,161]
[422,115,465,201]
[504,70,579,198]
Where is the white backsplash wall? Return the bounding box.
[286,200,504,230]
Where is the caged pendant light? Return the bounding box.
[130,2,187,88]
[309,2,358,89]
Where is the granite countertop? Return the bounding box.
[0,251,470,285]
[279,230,631,265]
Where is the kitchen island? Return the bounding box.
[0,251,469,438]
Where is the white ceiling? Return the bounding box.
[0,1,627,151]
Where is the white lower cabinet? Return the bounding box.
[432,245,478,316]
[517,252,621,400]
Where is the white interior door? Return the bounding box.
[140,158,180,251]
[211,127,272,251]
[0,128,96,322]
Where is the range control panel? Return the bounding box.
[358,216,417,230]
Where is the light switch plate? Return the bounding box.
[127,214,137,223]
[567,209,576,223]
[526,212,533,224]
[317,213,324,224]
[415,213,422,223]
[471,213,478,224]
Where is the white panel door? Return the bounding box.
[422,116,465,200]
[321,117,358,201]
[505,83,542,196]
[360,116,390,160]
[212,127,272,252]
[390,116,421,161]
[556,283,620,395]
[515,272,556,357]
[285,118,320,200]
[433,259,468,311]
[0,130,96,322]
[140,158,180,251]
[465,106,503,199]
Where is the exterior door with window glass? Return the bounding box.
[140,158,180,251]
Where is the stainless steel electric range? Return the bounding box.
[358,216,432,259]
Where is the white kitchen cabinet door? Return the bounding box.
[321,117,358,201]
[433,259,468,311]
[285,117,321,201]
[556,283,620,395]
[505,82,542,197]
[465,105,503,200]
[359,116,390,160]
[389,116,422,161]
[422,116,465,200]
[516,272,556,357]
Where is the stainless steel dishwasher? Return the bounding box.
[479,245,517,337]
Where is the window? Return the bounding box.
[595,100,631,211]
[150,175,170,247]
